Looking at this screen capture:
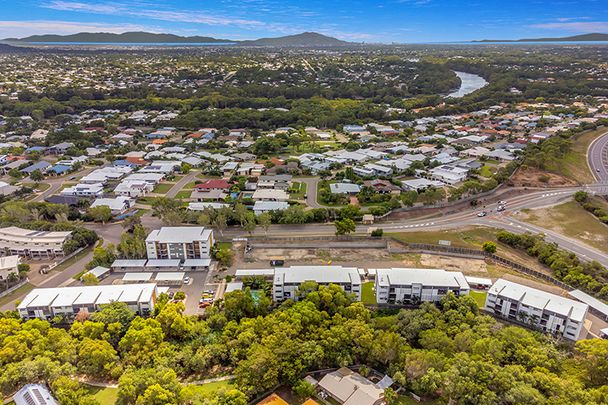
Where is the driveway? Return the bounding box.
[166,170,200,198]
[296,177,323,208]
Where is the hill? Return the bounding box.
[5,31,234,43]
[240,32,351,46]
[477,33,608,43]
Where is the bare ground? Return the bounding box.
[510,166,578,188]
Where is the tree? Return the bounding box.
[180,162,192,174]
[88,205,112,223]
[116,367,181,405]
[91,301,135,330]
[77,337,118,377]
[257,212,272,236]
[293,379,316,399]
[482,241,497,254]
[86,245,116,270]
[151,198,184,225]
[29,170,44,182]
[335,218,356,236]
[244,217,256,235]
[119,318,164,367]
[81,273,99,286]
[383,387,398,405]
[215,248,233,266]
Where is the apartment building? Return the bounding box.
[272,265,361,302]
[375,268,470,304]
[0,226,72,258]
[0,255,19,281]
[145,227,214,261]
[485,279,588,341]
[18,283,158,320]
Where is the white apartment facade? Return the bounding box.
[375,268,470,304]
[272,265,362,302]
[0,255,20,281]
[485,279,588,341]
[18,283,158,320]
[145,227,214,261]
[0,226,72,258]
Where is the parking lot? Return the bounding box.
[97,269,218,315]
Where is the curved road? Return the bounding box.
[588,132,608,182]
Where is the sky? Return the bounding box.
[0,0,607,43]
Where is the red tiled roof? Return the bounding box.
[196,179,231,190]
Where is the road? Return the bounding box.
[166,170,200,198]
[296,177,323,208]
[30,165,102,202]
[588,132,608,182]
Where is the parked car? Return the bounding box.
[183,276,190,284]
[477,211,488,217]
[270,260,285,266]
[168,291,175,299]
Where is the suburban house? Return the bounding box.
[318,367,386,405]
[90,196,133,215]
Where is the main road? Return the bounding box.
[588,131,608,181]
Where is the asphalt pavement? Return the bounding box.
[588,132,608,182]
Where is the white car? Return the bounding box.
[183,277,190,284]
[477,211,488,217]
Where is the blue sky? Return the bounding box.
[0,0,607,42]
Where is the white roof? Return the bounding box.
[154,272,185,281]
[122,272,153,282]
[146,259,181,267]
[235,269,276,277]
[182,258,211,267]
[274,266,361,285]
[489,279,588,322]
[465,276,493,286]
[90,197,132,211]
[18,284,157,310]
[112,259,147,268]
[375,268,469,289]
[146,227,212,243]
[0,255,19,270]
[0,226,71,243]
[226,282,244,293]
[253,201,290,211]
[83,266,110,278]
[568,289,608,317]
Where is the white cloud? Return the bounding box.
[530,21,608,32]
[0,20,154,38]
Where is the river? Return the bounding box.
[447,71,488,98]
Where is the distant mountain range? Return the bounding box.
[476,33,608,43]
[3,31,352,47]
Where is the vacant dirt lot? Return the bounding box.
[510,166,578,188]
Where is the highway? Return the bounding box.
[588,132,608,182]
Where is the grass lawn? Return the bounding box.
[515,200,608,252]
[185,380,234,395]
[217,242,233,250]
[84,386,118,405]
[560,127,606,183]
[290,181,308,199]
[479,165,494,178]
[53,246,94,273]
[24,182,51,191]
[184,181,198,189]
[361,282,377,305]
[175,190,192,199]
[153,183,174,194]
[388,228,498,248]
[0,282,34,308]
[469,290,488,308]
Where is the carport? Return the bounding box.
[154,272,186,286]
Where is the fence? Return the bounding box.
[0,278,28,299]
[388,239,574,291]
